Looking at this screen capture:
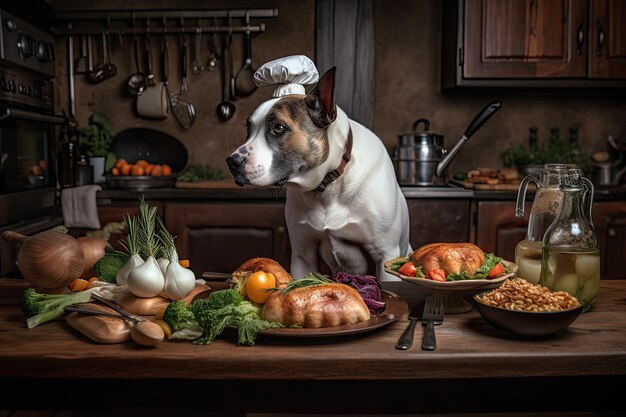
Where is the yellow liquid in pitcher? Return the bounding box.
[515,240,543,284]
[542,249,600,312]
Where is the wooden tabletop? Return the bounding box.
[1,279,625,414]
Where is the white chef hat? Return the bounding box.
[253,55,319,97]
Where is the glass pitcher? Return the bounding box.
[514,164,570,284]
[541,169,599,312]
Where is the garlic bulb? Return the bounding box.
[116,254,144,285]
[157,257,170,275]
[127,256,165,298]
[163,257,196,300]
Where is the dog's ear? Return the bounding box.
[305,67,337,128]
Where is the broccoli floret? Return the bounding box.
[20,287,92,329]
[93,253,129,283]
[163,300,197,332]
[204,288,243,310]
[190,292,264,345]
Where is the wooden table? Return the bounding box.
[1,279,625,415]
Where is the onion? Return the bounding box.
[77,236,112,279]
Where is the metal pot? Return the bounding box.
[394,101,502,186]
[395,119,445,185]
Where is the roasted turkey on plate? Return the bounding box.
[410,242,485,276]
[261,283,370,328]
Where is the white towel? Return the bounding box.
[61,184,102,229]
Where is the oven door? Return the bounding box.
[0,104,65,194]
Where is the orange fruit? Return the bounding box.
[162,164,172,176]
[111,167,120,176]
[120,163,132,176]
[131,165,145,176]
[144,164,154,175]
[178,259,190,268]
[135,159,148,167]
[152,165,162,176]
[114,158,127,169]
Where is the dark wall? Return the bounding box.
[53,0,626,176]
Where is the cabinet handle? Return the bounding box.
[596,20,605,57]
[608,228,616,238]
[576,19,584,56]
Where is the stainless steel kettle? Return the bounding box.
[394,101,502,186]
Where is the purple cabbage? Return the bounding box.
[330,272,386,314]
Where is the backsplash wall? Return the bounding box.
[54,0,626,177]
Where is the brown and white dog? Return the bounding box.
[226,67,411,281]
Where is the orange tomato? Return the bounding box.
[135,159,148,167]
[245,271,277,304]
[144,164,154,175]
[111,167,120,176]
[162,164,172,176]
[152,165,162,176]
[120,163,132,176]
[114,158,127,169]
[131,165,145,176]
[69,278,89,292]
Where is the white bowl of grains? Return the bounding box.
[473,278,583,338]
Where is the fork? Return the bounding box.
[422,294,444,351]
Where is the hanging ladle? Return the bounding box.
[216,15,235,122]
[127,34,147,96]
[234,12,257,97]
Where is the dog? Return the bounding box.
[226,67,411,281]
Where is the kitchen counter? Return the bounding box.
[1,278,625,415]
[95,182,626,201]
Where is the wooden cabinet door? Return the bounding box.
[473,200,530,262]
[407,200,471,248]
[589,0,626,78]
[464,0,587,78]
[164,203,290,277]
[591,200,626,279]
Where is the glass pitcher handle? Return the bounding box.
[582,177,595,226]
[515,173,540,218]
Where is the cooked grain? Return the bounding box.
[478,278,581,312]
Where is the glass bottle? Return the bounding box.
[514,164,568,284]
[75,154,94,186]
[541,169,599,312]
[58,120,79,188]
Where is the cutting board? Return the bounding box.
[66,303,132,344]
[116,284,210,316]
[450,179,530,191]
[175,180,239,189]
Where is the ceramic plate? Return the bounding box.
[384,258,518,292]
[259,291,407,338]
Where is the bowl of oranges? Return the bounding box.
[106,158,176,189]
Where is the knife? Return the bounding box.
[422,294,444,351]
[395,300,425,350]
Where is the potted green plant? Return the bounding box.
[81,112,116,184]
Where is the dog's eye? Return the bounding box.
[272,124,286,135]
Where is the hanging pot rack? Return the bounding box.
[51,9,278,36]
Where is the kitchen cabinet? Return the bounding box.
[407,199,471,247]
[163,202,291,278]
[442,0,626,90]
[162,200,470,278]
[472,199,626,279]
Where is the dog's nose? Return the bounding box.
[225,154,247,187]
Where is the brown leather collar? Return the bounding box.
[313,127,353,193]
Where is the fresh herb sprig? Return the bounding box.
[137,196,161,259]
[120,214,140,257]
[279,272,333,294]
